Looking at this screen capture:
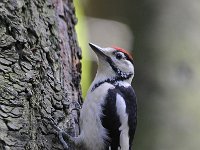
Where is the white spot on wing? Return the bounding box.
[116,94,129,150]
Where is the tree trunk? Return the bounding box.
[0,0,82,149]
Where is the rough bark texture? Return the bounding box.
[0,0,82,149]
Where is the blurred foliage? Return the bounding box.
[79,0,200,150]
[74,0,91,98]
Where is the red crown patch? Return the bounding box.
[112,46,133,60]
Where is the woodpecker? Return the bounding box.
[49,43,137,150]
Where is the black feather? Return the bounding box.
[101,85,137,150]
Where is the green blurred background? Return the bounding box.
[75,0,200,150]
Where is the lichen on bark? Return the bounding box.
[0,0,81,149]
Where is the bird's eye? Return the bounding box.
[116,53,123,60]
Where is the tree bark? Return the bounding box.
[0,0,81,149]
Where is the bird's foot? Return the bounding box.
[45,117,75,150]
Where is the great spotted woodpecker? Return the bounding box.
[49,43,137,150]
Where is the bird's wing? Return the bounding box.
[101,85,137,150]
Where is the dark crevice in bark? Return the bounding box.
[0,0,81,149]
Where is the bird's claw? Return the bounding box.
[45,117,70,149]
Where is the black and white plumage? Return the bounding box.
[48,43,137,150]
[102,85,137,150]
[77,43,137,150]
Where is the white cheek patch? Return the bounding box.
[116,94,129,150]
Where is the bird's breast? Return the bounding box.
[79,82,115,150]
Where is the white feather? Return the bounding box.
[116,94,129,150]
[79,82,114,150]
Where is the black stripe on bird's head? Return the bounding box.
[89,43,134,80]
[89,43,133,64]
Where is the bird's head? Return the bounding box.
[89,43,134,84]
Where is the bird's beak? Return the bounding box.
[89,43,107,59]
